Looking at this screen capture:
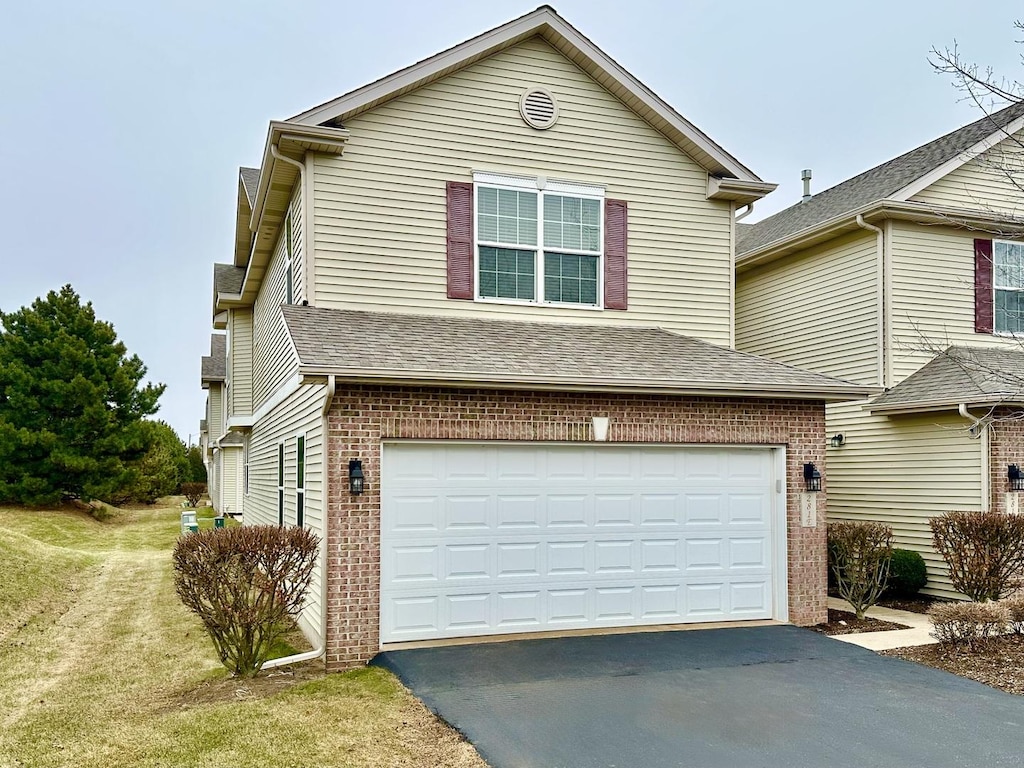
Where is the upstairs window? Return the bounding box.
[995,240,1024,333]
[474,174,603,307]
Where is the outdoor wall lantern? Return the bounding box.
[349,459,365,495]
[1009,464,1024,492]
[829,433,846,448]
[803,462,822,492]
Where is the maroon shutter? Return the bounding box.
[447,181,474,299]
[975,238,994,333]
[604,198,628,310]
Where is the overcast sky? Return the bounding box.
[1,0,1022,442]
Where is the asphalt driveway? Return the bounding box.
[373,625,1024,768]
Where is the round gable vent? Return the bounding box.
[520,88,558,130]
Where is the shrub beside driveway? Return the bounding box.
[0,503,486,768]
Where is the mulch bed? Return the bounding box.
[810,609,910,635]
[882,635,1024,695]
[876,595,938,614]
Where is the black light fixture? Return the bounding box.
[1009,464,1024,492]
[829,433,846,448]
[349,459,365,495]
[803,462,822,492]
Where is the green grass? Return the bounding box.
[0,504,486,768]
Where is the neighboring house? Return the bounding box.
[204,6,869,670]
[736,101,1024,599]
[200,333,245,516]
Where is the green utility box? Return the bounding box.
[214,516,226,529]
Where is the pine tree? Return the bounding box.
[0,285,165,504]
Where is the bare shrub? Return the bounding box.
[172,525,320,677]
[929,601,1010,650]
[180,482,207,508]
[1000,594,1024,634]
[930,510,1024,601]
[828,521,893,619]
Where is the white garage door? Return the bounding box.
[380,443,785,644]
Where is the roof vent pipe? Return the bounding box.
[801,169,812,202]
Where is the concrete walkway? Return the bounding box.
[828,597,937,651]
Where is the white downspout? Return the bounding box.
[959,403,990,512]
[855,215,885,388]
[735,202,755,222]
[262,374,337,670]
[270,146,308,304]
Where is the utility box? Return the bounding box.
[180,510,198,535]
[214,516,226,529]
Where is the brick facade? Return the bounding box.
[988,408,1024,513]
[325,385,827,671]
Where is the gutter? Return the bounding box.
[262,374,337,671]
[855,215,885,388]
[295,366,878,402]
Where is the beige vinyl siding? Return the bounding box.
[826,401,981,600]
[736,231,879,385]
[229,309,253,416]
[220,447,245,517]
[289,185,304,305]
[246,382,326,641]
[253,194,300,410]
[312,36,733,344]
[889,220,1023,381]
[910,130,1024,215]
[208,384,224,439]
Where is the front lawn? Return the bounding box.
[0,503,486,768]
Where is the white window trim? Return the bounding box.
[277,441,285,527]
[994,239,1024,335]
[471,172,605,309]
[295,432,306,528]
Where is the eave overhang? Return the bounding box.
[218,122,349,316]
[297,366,877,403]
[707,177,778,206]
[868,397,1024,415]
[737,200,1024,273]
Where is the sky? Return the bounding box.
[1,0,1022,443]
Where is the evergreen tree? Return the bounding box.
[124,420,189,504]
[0,285,165,504]
[185,444,208,483]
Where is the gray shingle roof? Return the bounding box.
[280,305,870,400]
[738,101,1024,256]
[871,346,1024,411]
[201,334,226,383]
[214,262,245,296]
[240,167,260,208]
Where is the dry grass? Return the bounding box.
[0,504,487,768]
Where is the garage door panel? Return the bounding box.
[381,444,782,643]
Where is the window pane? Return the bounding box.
[995,241,1024,288]
[478,213,498,242]
[544,194,601,254]
[478,186,497,215]
[498,216,518,243]
[297,436,305,490]
[479,247,535,300]
[996,289,1024,333]
[543,253,599,305]
[477,187,536,247]
[562,223,582,250]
